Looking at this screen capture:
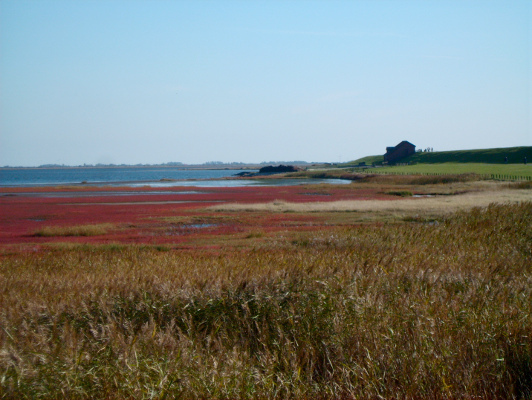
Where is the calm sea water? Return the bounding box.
[0,167,351,188]
[0,167,255,187]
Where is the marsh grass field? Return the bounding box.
[1,175,531,399]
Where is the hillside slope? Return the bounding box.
[404,146,531,164]
[346,146,531,166]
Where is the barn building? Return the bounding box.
[384,141,416,164]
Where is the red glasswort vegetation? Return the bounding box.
[0,185,391,247]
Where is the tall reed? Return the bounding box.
[1,202,531,399]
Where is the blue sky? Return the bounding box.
[1,0,530,166]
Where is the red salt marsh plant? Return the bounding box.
[0,184,391,246]
[0,202,531,399]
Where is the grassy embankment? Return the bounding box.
[310,146,532,181]
[405,146,531,165]
[1,188,531,398]
[345,146,531,166]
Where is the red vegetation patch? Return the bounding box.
[0,185,392,247]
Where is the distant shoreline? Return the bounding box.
[0,163,316,170]
[0,165,263,171]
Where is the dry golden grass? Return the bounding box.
[1,202,531,399]
[210,187,532,218]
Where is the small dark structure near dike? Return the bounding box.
[259,165,302,174]
[235,164,303,178]
[384,141,416,164]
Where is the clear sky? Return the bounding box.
[1,0,530,166]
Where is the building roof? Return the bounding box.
[395,140,415,147]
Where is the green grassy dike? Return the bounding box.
[345,146,531,167]
[405,146,531,165]
[330,146,532,181]
[1,202,531,399]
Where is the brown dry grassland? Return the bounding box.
[1,175,531,399]
[211,185,532,214]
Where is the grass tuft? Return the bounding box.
[385,190,413,197]
[33,223,114,237]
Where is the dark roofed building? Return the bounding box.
[384,141,416,164]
